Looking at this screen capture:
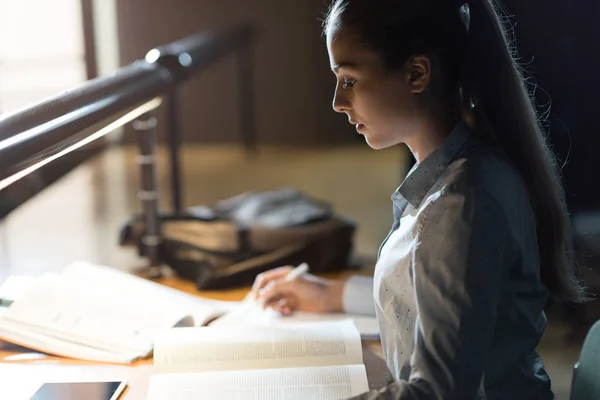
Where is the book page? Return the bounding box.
[62,261,239,326]
[147,364,369,400]
[0,321,138,363]
[0,273,184,356]
[212,300,380,340]
[154,320,363,374]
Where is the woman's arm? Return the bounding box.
[351,185,511,399]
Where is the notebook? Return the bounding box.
[147,319,370,400]
[0,262,239,363]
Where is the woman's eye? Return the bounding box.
[341,79,356,89]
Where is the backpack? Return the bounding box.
[119,188,356,289]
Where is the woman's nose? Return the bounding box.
[332,86,350,113]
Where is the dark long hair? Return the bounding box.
[324,0,587,302]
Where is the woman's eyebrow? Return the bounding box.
[331,61,358,72]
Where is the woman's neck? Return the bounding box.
[405,116,456,163]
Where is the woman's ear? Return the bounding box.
[407,55,432,94]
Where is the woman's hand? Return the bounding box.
[249,266,347,316]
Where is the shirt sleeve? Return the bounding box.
[348,184,512,399]
[343,275,376,316]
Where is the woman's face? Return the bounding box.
[327,30,427,149]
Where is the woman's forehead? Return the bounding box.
[327,31,381,71]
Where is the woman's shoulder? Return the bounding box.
[431,140,533,219]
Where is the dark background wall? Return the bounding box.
[503,0,600,212]
[117,0,599,210]
[116,0,355,146]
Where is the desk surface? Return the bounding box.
[0,271,389,400]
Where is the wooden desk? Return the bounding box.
[0,272,390,399]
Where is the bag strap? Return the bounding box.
[209,242,307,279]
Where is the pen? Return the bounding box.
[284,262,309,281]
[252,262,310,304]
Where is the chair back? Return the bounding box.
[571,319,600,400]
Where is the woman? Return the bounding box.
[250,0,586,398]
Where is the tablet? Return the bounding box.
[29,381,127,400]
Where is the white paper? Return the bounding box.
[147,364,369,400]
[1,273,178,354]
[62,261,239,325]
[0,262,245,363]
[211,300,380,340]
[0,321,136,363]
[154,320,363,374]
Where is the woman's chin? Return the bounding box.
[364,135,391,150]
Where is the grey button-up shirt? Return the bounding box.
[342,122,555,399]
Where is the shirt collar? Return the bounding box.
[394,121,471,208]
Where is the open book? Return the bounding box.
[147,319,370,400]
[0,262,239,363]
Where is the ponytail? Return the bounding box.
[460,0,586,302]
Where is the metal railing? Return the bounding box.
[146,23,257,212]
[0,23,258,273]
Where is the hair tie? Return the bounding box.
[459,2,471,33]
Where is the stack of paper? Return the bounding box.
[0,262,239,363]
